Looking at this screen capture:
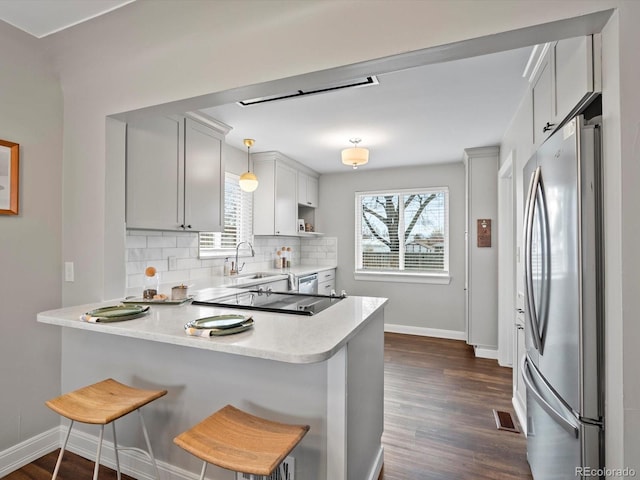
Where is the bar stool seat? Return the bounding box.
[46,378,167,480]
[174,405,309,479]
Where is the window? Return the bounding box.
[199,172,253,257]
[355,188,449,283]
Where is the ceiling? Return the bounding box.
[0,0,533,173]
[0,0,133,38]
[202,47,532,173]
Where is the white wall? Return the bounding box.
[317,163,466,334]
[500,91,535,311]
[601,2,640,471]
[0,22,63,451]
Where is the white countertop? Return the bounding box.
[37,293,387,364]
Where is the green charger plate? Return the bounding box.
[185,314,250,330]
[85,305,150,322]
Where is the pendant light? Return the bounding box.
[239,138,258,192]
[341,138,369,169]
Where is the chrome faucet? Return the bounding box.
[232,241,255,275]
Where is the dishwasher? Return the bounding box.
[297,273,318,294]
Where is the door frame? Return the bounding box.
[498,151,515,367]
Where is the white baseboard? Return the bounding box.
[384,323,466,341]
[2,425,383,480]
[65,427,196,480]
[0,426,60,478]
[366,446,384,480]
[512,396,527,436]
[473,346,499,360]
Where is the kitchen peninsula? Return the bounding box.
[38,294,387,480]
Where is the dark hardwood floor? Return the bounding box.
[5,333,531,480]
[382,333,532,479]
[3,449,134,480]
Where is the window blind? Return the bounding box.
[355,187,449,274]
[199,172,253,256]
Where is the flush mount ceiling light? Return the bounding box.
[341,138,369,169]
[239,138,258,192]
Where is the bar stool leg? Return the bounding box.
[112,422,122,480]
[137,409,161,479]
[198,461,207,480]
[51,420,74,480]
[93,425,105,480]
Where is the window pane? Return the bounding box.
[199,172,252,256]
[356,188,449,275]
[403,192,446,271]
[360,195,400,270]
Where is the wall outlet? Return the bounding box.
[168,256,177,270]
[64,262,74,282]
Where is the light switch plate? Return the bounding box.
[64,262,74,282]
[168,256,177,270]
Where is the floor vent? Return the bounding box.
[236,456,295,480]
[492,409,520,433]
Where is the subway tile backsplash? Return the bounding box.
[125,230,337,289]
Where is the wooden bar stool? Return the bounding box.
[174,405,310,480]
[45,378,167,480]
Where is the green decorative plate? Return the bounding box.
[185,314,250,330]
[84,305,150,322]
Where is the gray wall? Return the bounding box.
[316,163,466,333]
[0,22,63,450]
[1,0,637,473]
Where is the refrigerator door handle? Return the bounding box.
[524,166,543,352]
[522,356,580,438]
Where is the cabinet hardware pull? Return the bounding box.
[180,224,185,230]
[186,225,192,229]
[307,202,312,205]
[542,122,556,133]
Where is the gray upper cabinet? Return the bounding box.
[531,35,601,148]
[183,118,223,232]
[532,51,554,146]
[298,171,319,208]
[126,115,223,232]
[253,153,298,236]
[554,35,599,122]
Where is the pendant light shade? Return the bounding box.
[239,138,258,192]
[341,138,369,169]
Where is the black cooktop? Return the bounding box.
[192,290,344,316]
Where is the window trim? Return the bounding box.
[354,187,450,280]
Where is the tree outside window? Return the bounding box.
[356,188,448,273]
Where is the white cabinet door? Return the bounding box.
[253,160,276,236]
[554,36,595,123]
[126,116,224,232]
[126,115,184,230]
[274,162,297,235]
[532,50,554,147]
[184,118,223,232]
[318,269,336,295]
[298,172,319,208]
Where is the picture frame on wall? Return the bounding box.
[0,139,19,215]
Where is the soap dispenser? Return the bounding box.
[223,257,231,276]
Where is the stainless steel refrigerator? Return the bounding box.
[522,115,604,479]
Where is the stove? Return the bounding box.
[192,290,345,316]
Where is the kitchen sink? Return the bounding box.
[235,272,275,280]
